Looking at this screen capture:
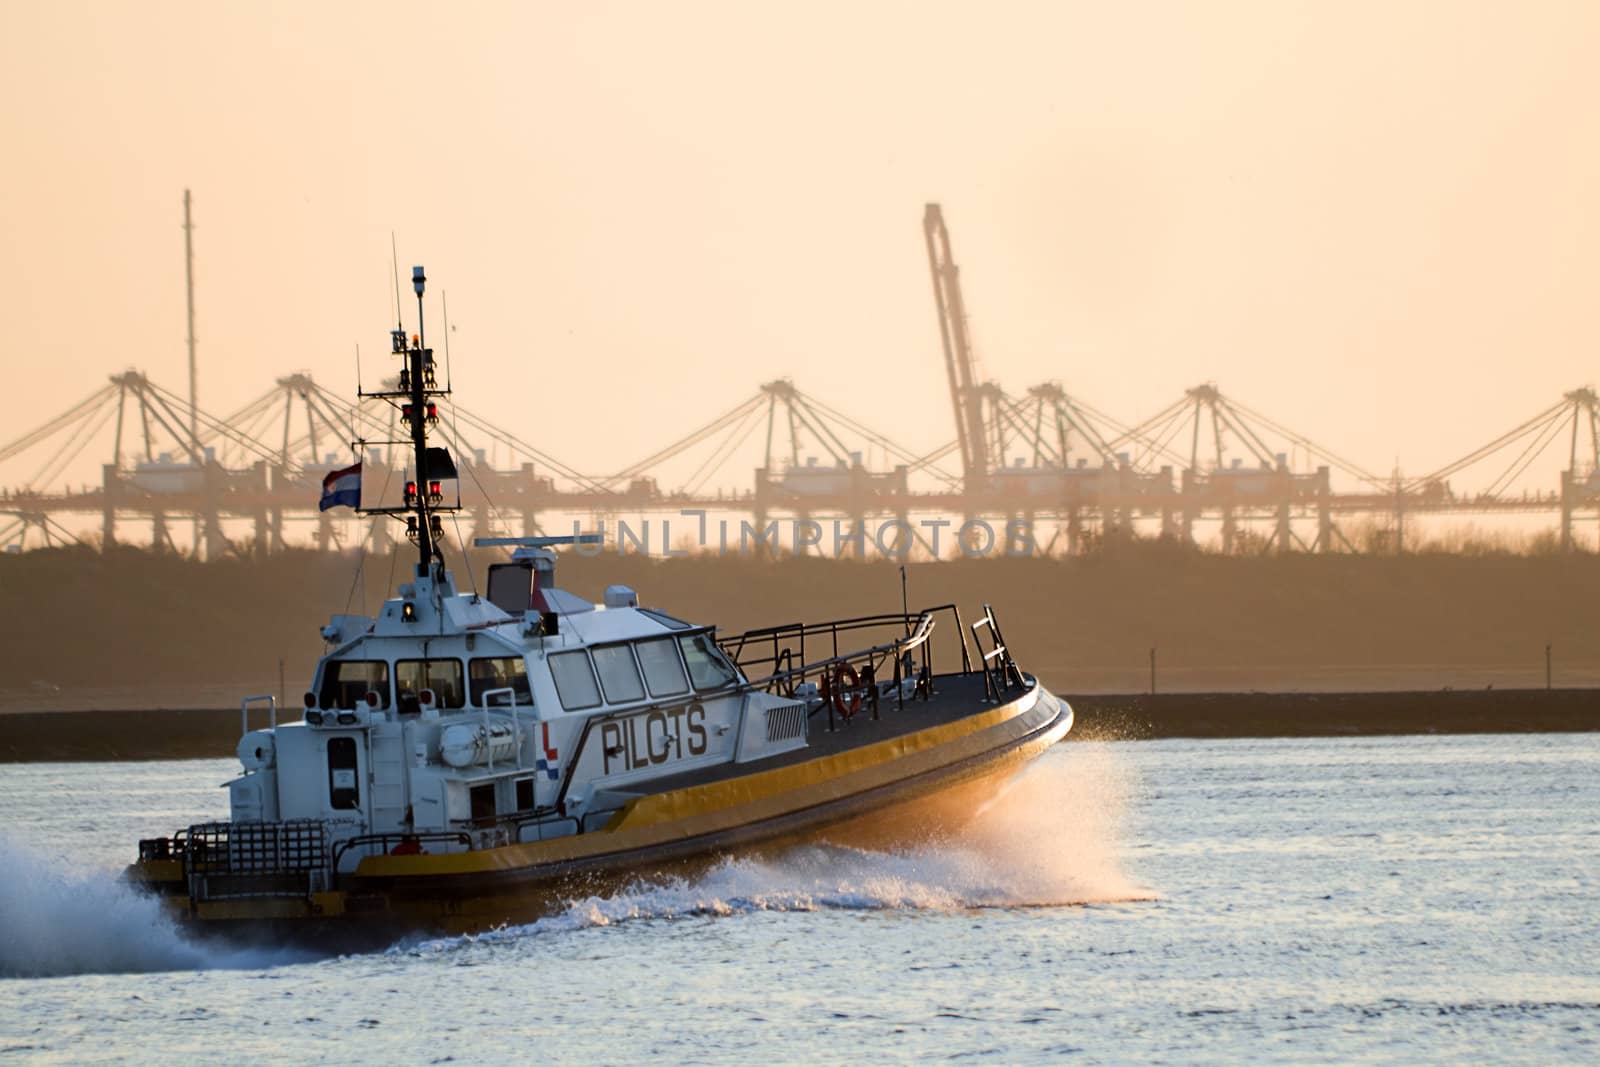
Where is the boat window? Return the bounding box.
[327,736,359,810]
[486,563,533,615]
[635,637,689,697]
[592,644,645,704]
[395,658,466,710]
[549,650,601,711]
[515,778,535,812]
[638,607,692,630]
[470,657,532,706]
[318,660,389,710]
[677,633,741,691]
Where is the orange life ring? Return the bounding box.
[832,663,862,719]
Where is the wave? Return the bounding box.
[402,745,1153,954]
[2,747,1146,975]
[0,841,308,979]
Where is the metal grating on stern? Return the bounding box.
[185,820,329,875]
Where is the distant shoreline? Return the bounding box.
[1,689,1592,762]
[1063,688,1597,741]
[5,550,1599,713]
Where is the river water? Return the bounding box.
[1,734,1596,1064]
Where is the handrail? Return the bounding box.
[506,809,581,843]
[721,603,975,676]
[773,647,796,695]
[239,694,276,739]
[970,603,1025,702]
[742,613,934,692]
[478,688,523,772]
[718,603,975,700]
[332,830,474,874]
[717,610,950,732]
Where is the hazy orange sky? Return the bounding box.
[2,1,1597,492]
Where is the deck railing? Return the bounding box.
[718,603,978,730]
[331,831,474,874]
[969,602,1026,702]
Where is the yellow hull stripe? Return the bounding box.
[608,697,1028,830]
[355,687,1044,879]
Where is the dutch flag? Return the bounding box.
[319,463,362,512]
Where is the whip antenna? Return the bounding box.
[391,233,403,333]
[442,291,453,391]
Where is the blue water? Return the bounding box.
[1,734,1596,1064]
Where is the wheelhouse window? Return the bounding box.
[549,650,601,711]
[486,562,533,616]
[678,633,741,691]
[636,637,689,697]
[318,660,390,710]
[327,736,359,810]
[396,658,466,710]
[592,644,645,704]
[470,657,531,706]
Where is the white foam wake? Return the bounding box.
[403,745,1151,954]
[0,842,306,978]
[1,747,1144,975]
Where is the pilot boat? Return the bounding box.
[126,266,1074,948]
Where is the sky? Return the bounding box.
[2,0,1597,494]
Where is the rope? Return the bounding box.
[343,537,367,614]
[450,511,479,596]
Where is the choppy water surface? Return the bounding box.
[1,735,1596,1064]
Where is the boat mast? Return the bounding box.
[408,266,435,574]
[360,260,455,575]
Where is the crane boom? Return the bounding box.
[923,204,989,493]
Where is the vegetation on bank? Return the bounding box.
[1,541,1595,705]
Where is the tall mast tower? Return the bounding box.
[183,189,199,456]
[923,204,990,495]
